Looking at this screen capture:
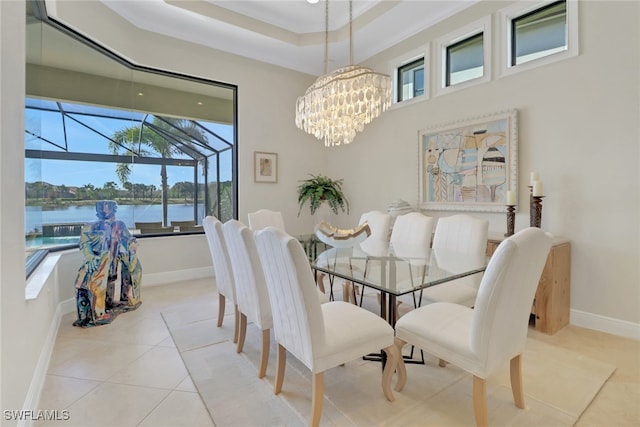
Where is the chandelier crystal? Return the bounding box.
[295,0,392,147]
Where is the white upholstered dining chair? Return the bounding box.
[222,219,273,378]
[341,210,392,303]
[389,211,435,248]
[394,227,552,427]
[247,209,286,232]
[390,212,434,314]
[202,216,239,343]
[357,210,392,255]
[254,226,401,427]
[418,214,489,308]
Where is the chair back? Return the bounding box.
[248,209,286,232]
[255,227,324,370]
[471,227,552,373]
[390,212,434,247]
[222,220,272,330]
[432,214,489,292]
[433,214,489,254]
[202,216,236,303]
[358,210,391,256]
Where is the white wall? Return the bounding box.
[1,0,34,414]
[2,0,638,418]
[324,1,640,328]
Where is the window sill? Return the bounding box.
[389,94,429,111]
[25,251,62,300]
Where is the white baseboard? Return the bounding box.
[19,302,64,427]
[141,266,214,287]
[571,309,640,340]
[60,297,76,316]
[57,267,214,316]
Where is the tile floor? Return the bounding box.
[37,278,640,426]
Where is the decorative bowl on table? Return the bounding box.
[314,221,371,248]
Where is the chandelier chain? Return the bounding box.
[324,0,329,75]
[349,0,353,65]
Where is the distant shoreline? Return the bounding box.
[25,198,193,208]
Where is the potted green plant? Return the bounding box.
[297,174,350,216]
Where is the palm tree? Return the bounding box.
[109,117,208,226]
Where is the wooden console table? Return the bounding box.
[486,232,571,334]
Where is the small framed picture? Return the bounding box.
[254,151,277,183]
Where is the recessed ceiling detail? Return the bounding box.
[47,0,478,76]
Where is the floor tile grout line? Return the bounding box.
[159,311,217,426]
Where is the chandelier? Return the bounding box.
[295,0,392,147]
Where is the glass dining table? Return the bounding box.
[300,235,489,328]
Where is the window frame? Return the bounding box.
[389,45,430,109]
[436,16,492,97]
[499,0,579,78]
[445,32,485,87]
[397,57,425,102]
[25,2,238,275]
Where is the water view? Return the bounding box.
[26,203,205,233]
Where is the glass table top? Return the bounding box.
[300,235,489,297]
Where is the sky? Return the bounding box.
[25,105,234,188]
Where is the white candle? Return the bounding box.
[506,190,516,205]
[530,172,539,186]
[533,180,543,197]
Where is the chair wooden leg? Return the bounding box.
[510,354,525,409]
[258,329,270,378]
[315,272,326,294]
[381,344,400,401]
[472,376,488,427]
[394,337,407,392]
[311,372,324,427]
[342,281,353,303]
[274,343,286,394]
[237,313,247,353]
[233,304,240,344]
[217,294,225,327]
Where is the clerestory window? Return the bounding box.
[446,33,484,87]
[499,0,578,77]
[397,58,425,102]
[511,0,568,66]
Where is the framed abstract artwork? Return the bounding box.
[254,151,278,183]
[418,109,518,212]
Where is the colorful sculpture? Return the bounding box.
[74,200,142,327]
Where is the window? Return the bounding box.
[511,1,567,66]
[397,58,425,102]
[446,33,484,86]
[26,5,238,259]
[25,99,234,250]
[499,0,578,77]
[436,16,492,96]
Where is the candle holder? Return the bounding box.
[505,205,516,237]
[528,186,534,227]
[531,196,544,228]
